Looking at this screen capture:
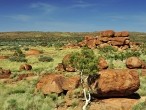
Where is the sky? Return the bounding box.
[0,0,146,32]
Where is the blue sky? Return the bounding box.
[0,0,146,32]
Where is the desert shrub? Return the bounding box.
[9,56,27,62]
[38,56,54,62]
[98,46,118,53]
[137,77,146,96]
[54,42,64,48]
[40,42,48,46]
[70,47,99,74]
[71,99,79,108]
[9,48,27,62]
[4,99,23,110]
[23,47,29,51]
[104,49,141,61]
[13,48,24,56]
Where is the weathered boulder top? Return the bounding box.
[36,74,80,94]
[126,57,142,69]
[91,69,140,97]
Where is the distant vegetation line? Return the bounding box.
[0,31,146,46]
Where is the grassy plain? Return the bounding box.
[0,31,146,110]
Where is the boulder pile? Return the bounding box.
[78,30,140,50]
[36,69,140,98]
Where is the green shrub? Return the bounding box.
[9,48,27,62]
[104,49,141,61]
[70,47,99,74]
[13,48,25,57]
[137,77,146,96]
[23,47,29,51]
[98,46,117,53]
[4,99,23,110]
[9,56,27,62]
[38,56,54,62]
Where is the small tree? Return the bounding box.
[70,47,100,110]
[70,47,99,75]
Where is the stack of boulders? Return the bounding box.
[78,30,140,50]
[36,69,140,98]
[126,57,146,76]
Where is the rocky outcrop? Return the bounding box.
[36,74,80,94]
[90,69,140,97]
[0,68,11,79]
[19,64,32,71]
[76,30,140,50]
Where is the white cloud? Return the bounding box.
[30,2,56,13]
[6,14,31,21]
[72,0,95,8]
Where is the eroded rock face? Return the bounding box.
[36,74,65,94]
[90,69,140,97]
[36,74,80,94]
[126,57,142,69]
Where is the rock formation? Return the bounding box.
[36,74,80,94]
[126,57,146,69]
[77,30,140,50]
[0,68,11,79]
[19,64,32,71]
[90,69,140,97]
